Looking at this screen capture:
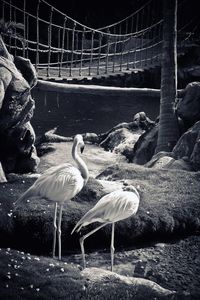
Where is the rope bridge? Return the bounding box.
[0,0,199,81]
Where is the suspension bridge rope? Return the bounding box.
[0,0,198,80]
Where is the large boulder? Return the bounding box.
[0,54,39,174]
[190,131,200,171]
[81,267,176,299]
[132,124,158,165]
[0,248,178,300]
[99,112,155,161]
[145,151,193,171]
[176,82,200,128]
[100,127,142,155]
[172,121,200,170]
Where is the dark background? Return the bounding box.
[10,0,200,30]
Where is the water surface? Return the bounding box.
[32,89,160,136]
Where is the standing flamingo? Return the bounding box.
[71,185,140,271]
[14,134,89,260]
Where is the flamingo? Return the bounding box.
[71,185,140,271]
[14,134,89,260]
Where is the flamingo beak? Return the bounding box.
[80,145,85,153]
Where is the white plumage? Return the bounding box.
[15,134,89,260]
[25,164,84,202]
[71,185,140,271]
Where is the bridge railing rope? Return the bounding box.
[0,0,198,80]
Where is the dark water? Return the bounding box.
[32,89,160,137]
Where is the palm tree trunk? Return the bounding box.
[155,0,179,153]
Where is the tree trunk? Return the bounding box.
[155,0,179,153]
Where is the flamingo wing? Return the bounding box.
[14,163,84,208]
[32,163,84,201]
[91,190,139,222]
[72,189,139,233]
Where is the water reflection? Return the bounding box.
[32,89,160,137]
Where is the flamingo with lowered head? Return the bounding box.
[14,134,89,260]
[71,185,140,271]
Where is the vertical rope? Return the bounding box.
[8,0,12,52]
[2,0,5,20]
[119,25,124,71]
[125,19,128,35]
[140,33,144,68]
[13,7,17,56]
[140,8,144,68]
[89,30,94,76]
[69,22,76,77]
[97,32,102,75]
[158,22,162,63]
[57,27,61,72]
[112,28,117,73]
[151,26,154,66]
[74,31,79,68]
[134,13,139,68]
[59,16,67,78]
[126,35,131,70]
[154,24,158,64]
[79,27,85,76]
[47,6,53,78]
[105,29,110,74]
[130,15,134,33]
[35,0,40,72]
[23,0,26,57]
[26,14,29,58]
[144,3,150,67]
[66,26,69,66]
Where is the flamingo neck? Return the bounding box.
[72,142,89,184]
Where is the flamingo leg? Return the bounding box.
[110,222,115,272]
[57,204,64,260]
[79,222,109,269]
[52,202,58,259]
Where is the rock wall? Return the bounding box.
[0,54,39,174]
[98,81,200,171]
[132,82,200,170]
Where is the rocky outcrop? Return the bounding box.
[176,82,200,128]
[0,248,178,300]
[172,120,200,171]
[98,112,155,161]
[81,267,176,299]
[0,53,39,174]
[100,127,142,154]
[128,83,200,168]
[132,124,158,165]
[190,133,200,171]
[137,119,200,171]
[145,151,193,171]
